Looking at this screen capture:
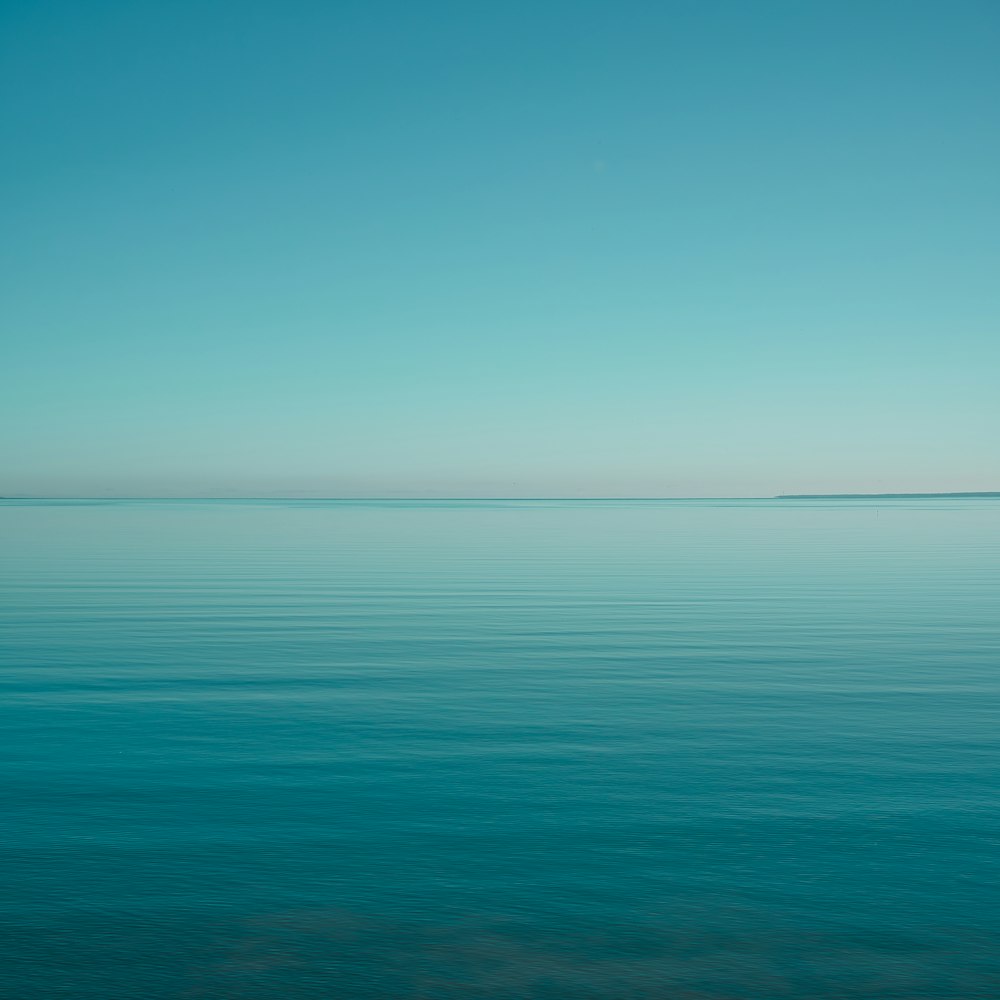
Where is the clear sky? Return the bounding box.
[2,0,997,497]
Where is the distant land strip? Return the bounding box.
[775,492,1000,499]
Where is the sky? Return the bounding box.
[2,0,998,497]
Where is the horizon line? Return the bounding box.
[3,492,999,502]
[1,495,768,501]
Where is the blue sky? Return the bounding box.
[2,0,997,496]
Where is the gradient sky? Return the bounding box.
[2,0,998,497]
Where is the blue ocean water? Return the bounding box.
[1,498,998,999]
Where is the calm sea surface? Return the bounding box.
[2,498,998,999]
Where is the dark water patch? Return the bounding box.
[4,909,998,999]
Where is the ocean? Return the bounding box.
[2,498,998,998]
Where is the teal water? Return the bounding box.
[1,498,998,999]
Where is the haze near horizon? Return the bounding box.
[2,1,998,498]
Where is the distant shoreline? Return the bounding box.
[775,492,1000,499]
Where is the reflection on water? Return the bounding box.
[1,499,998,998]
